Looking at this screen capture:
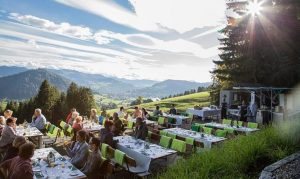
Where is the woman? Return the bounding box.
[99,120,114,147]
[3,110,13,120]
[1,136,26,163]
[0,142,35,179]
[112,113,123,136]
[89,109,99,123]
[68,111,79,125]
[0,118,17,148]
[72,116,83,131]
[141,108,150,120]
[66,108,76,124]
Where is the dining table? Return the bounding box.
[204,122,260,135]
[162,113,189,126]
[16,126,44,148]
[32,147,86,179]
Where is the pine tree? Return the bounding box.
[66,82,79,110]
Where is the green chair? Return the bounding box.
[127,121,134,129]
[101,143,109,159]
[159,135,172,148]
[203,127,213,135]
[233,120,243,127]
[191,124,200,132]
[224,128,234,134]
[48,124,55,134]
[59,121,66,129]
[114,149,125,165]
[158,117,165,125]
[67,125,73,134]
[167,133,176,139]
[185,137,195,145]
[194,123,205,128]
[222,119,232,125]
[47,127,59,138]
[215,129,227,137]
[247,122,258,129]
[167,117,176,124]
[159,130,168,136]
[171,139,186,153]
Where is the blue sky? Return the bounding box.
[0,0,227,82]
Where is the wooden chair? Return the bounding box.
[150,132,161,143]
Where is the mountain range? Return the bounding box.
[0,66,211,100]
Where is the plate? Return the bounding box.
[70,172,79,176]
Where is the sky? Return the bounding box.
[0,0,227,82]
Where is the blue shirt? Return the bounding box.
[30,114,46,130]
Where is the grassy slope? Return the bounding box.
[157,120,300,179]
[107,91,210,114]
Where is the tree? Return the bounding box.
[52,92,68,125]
[136,96,143,105]
[212,0,300,89]
[66,82,79,110]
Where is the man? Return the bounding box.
[66,108,76,124]
[2,136,26,163]
[81,137,102,178]
[153,106,163,116]
[30,108,47,133]
[99,120,114,147]
[117,106,125,118]
[169,104,177,115]
[65,130,89,169]
[132,106,142,118]
[112,113,123,136]
[0,142,35,179]
[0,117,17,148]
[134,117,148,140]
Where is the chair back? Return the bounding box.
[203,127,213,135]
[171,139,186,153]
[167,132,176,139]
[159,130,168,136]
[158,117,165,125]
[215,129,227,137]
[185,137,195,145]
[128,121,134,129]
[222,119,232,125]
[247,122,258,129]
[159,135,171,148]
[59,121,66,129]
[101,143,109,159]
[114,149,125,165]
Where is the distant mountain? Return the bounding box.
[0,69,71,100]
[131,79,211,98]
[0,66,28,77]
[48,69,138,94]
[115,78,158,88]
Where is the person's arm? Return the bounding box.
[71,144,89,167]
[66,143,76,157]
[23,163,34,179]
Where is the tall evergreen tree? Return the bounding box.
[66,82,79,110]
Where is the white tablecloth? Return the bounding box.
[186,108,221,119]
[128,118,156,126]
[204,122,259,135]
[32,148,86,179]
[16,126,43,148]
[163,128,226,148]
[83,123,103,132]
[114,136,177,173]
[162,114,189,125]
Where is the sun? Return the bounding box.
[247,0,263,16]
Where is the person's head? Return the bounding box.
[142,108,146,113]
[113,112,119,120]
[91,108,97,116]
[156,106,160,110]
[104,120,113,131]
[19,142,35,159]
[172,104,175,108]
[0,116,5,125]
[6,117,14,126]
[34,108,42,116]
[76,130,86,142]
[120,106,124,112]
[134,106,139,111]
[13,136,26,148]
[136,117,143,127]
[4,110,13,119]
[75,116,83,123]
[71,108,76,113]
[72,111,79,119]
[89,137,100,151]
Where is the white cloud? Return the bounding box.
[55,0,226,33]
[9,13,93,40]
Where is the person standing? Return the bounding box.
[133,117,148,140]
[132,107,142,118]
[30,108,47,133]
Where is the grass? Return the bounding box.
[157,120,300,179]
[107,91,210,114]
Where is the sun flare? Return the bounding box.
[247,0,263,15]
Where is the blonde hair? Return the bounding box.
[91,108,97,115]
[75,116,82,123]
[4,110,13,117]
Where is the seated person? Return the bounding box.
[3,110,13,120]
[141,108,150,119]
[132,106,142,118]
[30,108,47,133]
[153,106,163,116]
[0,118,17,148]
[169,104,177,115]
[89,108,99,123]
[0,142,35,179]
[134,117,148,140]
[0,116,5,135]
[1,136,26,163]
[112,113,123,136]
[67,111,79,125]
[66,108,76,124]
[99,120,114,147]
[65,130,89,169]
[72,116,83,132]
[81,137,102,178]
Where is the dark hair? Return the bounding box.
[156,106,160,110]
[104,120,113,128]
[142,108,146,112]
[77,130,87,140]
[6,117,14,125]
[90,137,100,147]
[134,106,138,110]
[120,106,124,111]
[19,143,35,159]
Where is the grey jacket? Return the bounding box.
[134,122,148,140]
[81,150,102,177]
[66,141,89,169]
[0,126,16,147]
[30,114,47,130]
